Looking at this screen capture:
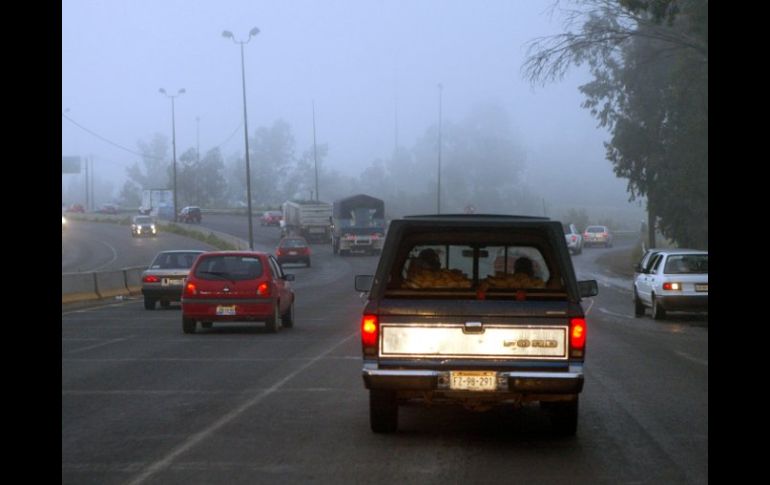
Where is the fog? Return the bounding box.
[62,0,645,226]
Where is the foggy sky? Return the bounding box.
[62,0,643,217]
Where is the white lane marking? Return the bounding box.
[87,239,119,272]
[64,355,361,363]
[125,331,358,485]
[583,298,595,316]
[675,351,708,367]
[63,388,353,396]
[66,337,132,354]
[597,307,633,320]
[62,299,141,316]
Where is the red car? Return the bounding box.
[260,211,282,226]
[276,236,311,267]
[181,251,295,333]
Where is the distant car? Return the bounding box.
[562,223,583,255]
[141,250,205,310]
[67,204,85,213]
[582,225,613,248]
[633,250,708,319]
[97,204,118,214]
[131,215,157,238]
[276,236,311,267]
[180,251,296,333]
[260,211,283,226]
[178,206,202,224]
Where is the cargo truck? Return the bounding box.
[331,194,386,256]
[281,200,333,243]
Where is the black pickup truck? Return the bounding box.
[355,214,598,435]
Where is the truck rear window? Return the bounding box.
[385,236,565,299]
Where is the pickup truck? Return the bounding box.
[355,214,598,434]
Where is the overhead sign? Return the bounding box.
[62,156,81,174]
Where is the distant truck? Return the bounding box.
[139,189,173,217]
[331,194,386,256]
[281,200,333,243]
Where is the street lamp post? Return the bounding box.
[223,27,260,250]
[159,87,186,222]
[437,83,443,214]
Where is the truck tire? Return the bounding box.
[370,390,398,433]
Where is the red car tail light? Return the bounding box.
[361,314,379,355]
[257,282,270,296]
[184,282,197,296]
[143,275,160,283]
[569,317,586,358]
[662,282,682,291]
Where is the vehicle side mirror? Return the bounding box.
[355,275,374,292]
[578,280,599,298]
[283,274,295,281]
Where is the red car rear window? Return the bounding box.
[193,255,264,281]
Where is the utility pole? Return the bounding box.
[84,157,89,210]
[437,83,443,214]
[196,116,200,164]
[312,100,319,202]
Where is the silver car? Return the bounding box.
[582,225,613,248]
[562,223,583,255]
[633,250,708,319]
[131,215,157,238]
[141,250,205,310]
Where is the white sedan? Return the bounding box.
[633,250,708,319]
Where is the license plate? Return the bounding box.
[450,371,497,391]
[695,284,708,292]
[289,251,297,255]
[161,278,183,286]
[216,305,236,315]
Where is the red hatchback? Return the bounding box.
[276,237,311,267]
[181,251,295,334]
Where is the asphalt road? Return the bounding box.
[62,220,218,274]
[62,216,707,484]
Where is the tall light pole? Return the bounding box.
[312,100,319,201]
[223,27,260,250]
[437,83,443,214]
[159,87,186,222]
[196,116,200,164]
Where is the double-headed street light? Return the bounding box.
[159,87,186,222]
[222,26,260,250]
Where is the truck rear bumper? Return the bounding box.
[362,364,584,394]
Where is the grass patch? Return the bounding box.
[161,223,238,250]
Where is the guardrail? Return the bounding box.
[62,219,251,305]
[62,266,145,305]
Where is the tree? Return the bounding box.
[176,147,228,208]
[118,180,142,208]
[125,133,170,190]
[522,0,707,248]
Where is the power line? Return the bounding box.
[63,112,243,161]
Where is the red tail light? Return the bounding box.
[571,235,577,242]
[570,317,586,355]
[143,275,160,283]
[184,282,197,295]
[361,314,379,352]
[257,282,270,296]
[662,282,682,291]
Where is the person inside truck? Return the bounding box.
[413,248,441,271]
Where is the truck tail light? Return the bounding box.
[570,317,586,357]
[143,275,160,283]
[361,314,379,355]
